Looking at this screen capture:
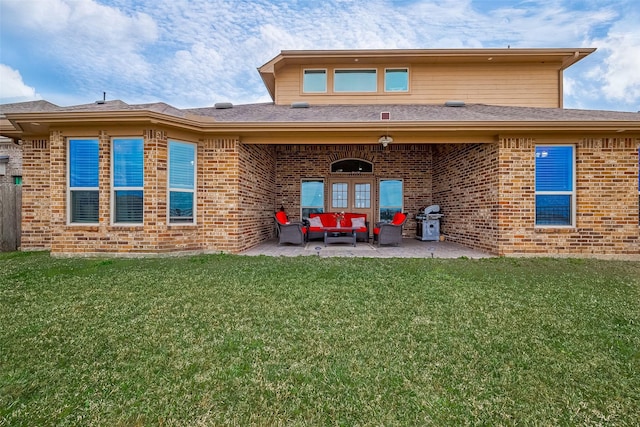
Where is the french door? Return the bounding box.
[328,177,374,223]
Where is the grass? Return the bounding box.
[1,251,639,426]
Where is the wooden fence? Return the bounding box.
[0,184,22,252]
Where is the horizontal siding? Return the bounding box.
[275,63,560,108]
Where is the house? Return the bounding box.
[0,48,638,258]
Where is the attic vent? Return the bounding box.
[445,100,465,107]
[291,101,309,108]
[214,102,233,109]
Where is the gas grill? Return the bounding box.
[416,205,443,241]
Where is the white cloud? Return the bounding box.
[587,16,640,105]
[0,64,41,103]
[1,0,639,110]
[1,0,158,98]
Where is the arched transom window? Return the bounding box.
[331,159,373,173]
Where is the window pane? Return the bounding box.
[301,180,324,208]
[115,190,143,223]
[303,70,326,92]
[69,139,99,187]
[302,207,324,218]
[380,180,403,221]
[331,159,373,173]
[71,190,99,223]
[169,141,195,190]
[169,192,193,221]
[536,195,571,226]
[385,69,408,92]
[114,138,143,187]
[380,180,402,206]
[334,69,377,92]
[355,183,370,208]
[536,146,573,191]
[332,183,348,208]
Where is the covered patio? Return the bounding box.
[240,238,493,258]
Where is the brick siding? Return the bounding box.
[18,129,639,257]
[432,143,500,253]
[496,137,639,257]
[20,138,51,250]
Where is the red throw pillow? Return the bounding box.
[391,212,406,225]
[275,211,288,224]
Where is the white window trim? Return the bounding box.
[111,137,144,226]
[167,140,197,226]
[302,69,327,93]
[333,68,378,93]
[384,67,409,93]
[534,144,576,228]
[67,138,99,226]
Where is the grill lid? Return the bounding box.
[417,204,443,220]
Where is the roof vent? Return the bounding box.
[291,101,309,108]
[445,100,465,107]
[214,102,233,109]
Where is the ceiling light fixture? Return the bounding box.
[378,135,393,148]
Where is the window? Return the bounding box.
[332,182,348,209]
[535,145,575,226]
[385,68,408,92]
[379,179,403,222]
[68,138,99,224]
[303,69,326,93]
[168,140,196,224]
[112,138,143,224]
[331,159,373,173]
[355,183,371,209]
[301,179,324,219]
[334,69,377,92]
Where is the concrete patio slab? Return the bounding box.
[240,238,493,258]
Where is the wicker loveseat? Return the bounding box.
[307,212,369,242]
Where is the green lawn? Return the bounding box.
[1,251,639,426]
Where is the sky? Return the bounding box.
[0,0,639,112]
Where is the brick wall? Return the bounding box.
[275,144,432,237]
[43,132,278,255]
[237,142,277,249]
[497,137,639,257]
[197,138,276,253]
[432,143,500,253]
[20,138,51,250]
[19,130,639,257]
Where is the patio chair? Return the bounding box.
[373,212,408,246]
[274,211,307,245]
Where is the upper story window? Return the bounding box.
[303,69,327,93]
[334,69,377,92]
[535,145,575,227]
[112,137,144,224]
[168,140,196,224]
[68,138,99,224]
[385,68,408,92]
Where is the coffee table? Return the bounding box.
[323,227,358,247]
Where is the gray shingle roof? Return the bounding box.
[185,103,640,123]
[2,100,638,124]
